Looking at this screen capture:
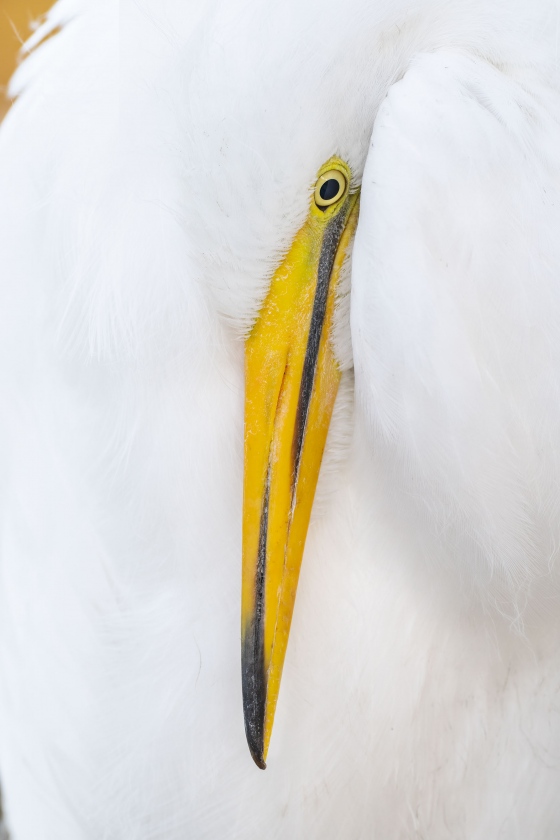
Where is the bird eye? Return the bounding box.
[314,169,347,209]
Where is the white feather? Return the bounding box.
[0,1,559,838]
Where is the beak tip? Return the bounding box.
[249,749,267,770]
[243,714,268,769]
[242,627,268,769]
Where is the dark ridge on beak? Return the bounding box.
[292,206,348,485]
[241,467,270,769]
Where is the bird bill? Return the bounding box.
[242,160,359,768]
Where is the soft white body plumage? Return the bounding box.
[0,0,559,837]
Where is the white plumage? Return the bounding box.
[0,1,559,838]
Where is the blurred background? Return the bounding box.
[1,0,52,119]
[0,4,53,834]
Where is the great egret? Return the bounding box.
[0,0,559,838]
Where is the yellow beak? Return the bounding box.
[241,160,359,768]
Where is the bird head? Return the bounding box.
[176,0,558,769]
[182,3,402,768]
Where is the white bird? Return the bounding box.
[0,0,559,837]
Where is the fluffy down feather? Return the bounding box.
[0,1,559,839]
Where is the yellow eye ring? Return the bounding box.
[314,169,347,208]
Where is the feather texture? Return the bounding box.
[0,1,559,838]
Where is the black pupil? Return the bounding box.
[320,178,341,201]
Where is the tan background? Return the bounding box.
[1,0,53,118]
